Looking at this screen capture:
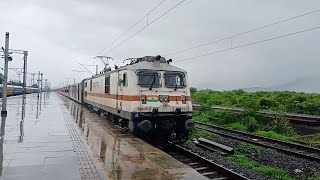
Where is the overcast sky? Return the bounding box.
[0,0,319,90]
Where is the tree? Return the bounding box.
[190,87,197,94]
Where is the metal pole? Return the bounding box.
[40,73,43,93]
[22,51,28,95]
[17,73,21,83]
[31,73,36,86]
[96,65,98,75]
[31,74,34,85]
[1,32,9,117]
[37,71,40,94]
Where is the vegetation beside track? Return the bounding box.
[191,88,320,115]
[227,153,293,180]
[192,105,298,141]
[294,134,320,149]
[190,88,320,148]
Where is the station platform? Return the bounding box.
[0,93,206,180]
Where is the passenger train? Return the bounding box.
[0,84,38,97]
[57,56,194,145]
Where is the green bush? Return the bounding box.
[192,90,320,115]
[272,118,296,137]
[241,116,259,132]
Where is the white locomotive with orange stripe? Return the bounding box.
[58,56,194,145]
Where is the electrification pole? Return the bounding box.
[22,51,28,95]
[1,32,10,117]
[17,72,21,83]
[40,73,43,93]
[31,73,36,86]
[37,71,40,93]
[44,79,48,92]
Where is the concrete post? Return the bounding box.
[1,32,10,117]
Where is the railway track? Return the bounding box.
[192,104,320,124]
[195,121,320,163]
[167,144,249,180]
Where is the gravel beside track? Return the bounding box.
[193,127,320,179]
[181,143,268,180]
[195,122,320,163]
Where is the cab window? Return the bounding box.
[138,71,160,88]
[164,72,185,88]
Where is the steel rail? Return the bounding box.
[192,104,320,124]
[195,121,320,163]
[172,144,250,180]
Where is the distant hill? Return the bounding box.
[269,76,320,93]
[240,77,320,93]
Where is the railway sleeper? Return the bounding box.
[201,171,217,177]
[187,162,199,166]
[194,166,210,172]
[211,177,228,180]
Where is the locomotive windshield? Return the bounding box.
[164,72,185,88]
[138,71,160,88]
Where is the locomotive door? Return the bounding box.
[116,72,123,112]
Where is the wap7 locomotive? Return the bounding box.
[59,56,194,144]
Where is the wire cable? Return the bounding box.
[102,0,187,56]
[96,0,167,55]
[165,9,320,56]
[175,26,320,63]
[69,0,167,71]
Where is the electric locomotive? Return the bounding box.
[58,55,194,145]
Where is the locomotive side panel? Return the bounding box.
[83,72,119,115]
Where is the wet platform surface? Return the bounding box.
[0,93,206,180]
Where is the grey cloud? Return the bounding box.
[1,0,320,92]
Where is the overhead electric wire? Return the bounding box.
[84,0,172,67]
[175,26,320,63]
[165,9,320,56]
[96,0,167,55]
[86,0,167,66]
[102,0,187,56]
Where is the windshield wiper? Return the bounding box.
[174,81,178,91]
[149,74,156,90]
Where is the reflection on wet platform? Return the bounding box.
[0,93,81,180]
[61,95,206,180]
[0,93,205,180]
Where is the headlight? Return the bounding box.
[159,95,169,102]
[181,95,186,104]
[141,95,147,104]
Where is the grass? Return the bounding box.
[187,127,216,144]
[255,130,292,142]
[307,172,320,180]
[294,134,320,149]
[227,153,293,180]
[223,123,247,132]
